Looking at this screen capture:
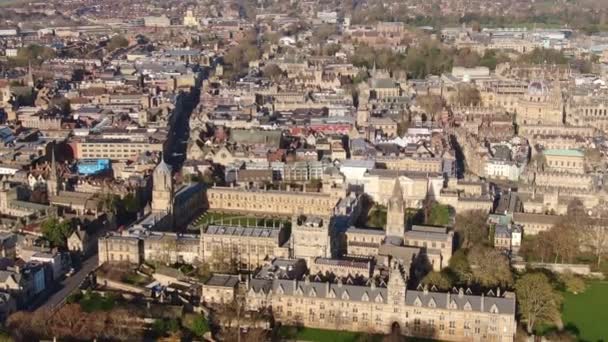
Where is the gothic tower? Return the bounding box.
[151,156,174,213]
[386,179,405,238]
[46,147,61,196]
[387,261,407,306]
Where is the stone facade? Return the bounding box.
[206,186,343,217]
[245,265,516,341]
[200,224,290,269]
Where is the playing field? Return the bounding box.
[562,281,608,342]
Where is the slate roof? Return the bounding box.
[405,290,516,315]
[204,225,280,239]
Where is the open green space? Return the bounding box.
[278,326,383,342]
[194,211,289,228]
[67,291,116,312]
[561,281,608,342]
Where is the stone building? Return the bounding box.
[403,226,454,271]
[291,215,335,263]
[542,149,585,174]
[98,234,142,266]
[202,274,239,305]
[309,257,372,279]
[565,94,608,132]
[142,233,200,264]
[386,180,405,238]
[515,81,563,126]
[151,159,173,213]
[200,224,290,270]
[245,264,516,341]
[206,185,344,217]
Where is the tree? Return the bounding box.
[547,222,580,263]
[121,192,140,214]
[467,246,512,287]
[41,217,73,248]
[453,48,481,68]
[454,210,489,249]
[447,249,473,285]
[584,148,603,171]
[421,271,452,290]
[580,217,608,269]
[452,84,481,106]
[106,35,129,51]
[9,44,56,67]
[559,272,586,295]
[519,48,568,65]
[262,64,284,81]
[427,203,450,226]
[416,95,444,118]
[184,314,209,338]
[515,273,562,334]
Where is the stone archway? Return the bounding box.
[390,321,402,335]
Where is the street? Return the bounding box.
[29,253,99,311]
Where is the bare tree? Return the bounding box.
[581,216,608,269]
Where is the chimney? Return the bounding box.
[481,293,485,312]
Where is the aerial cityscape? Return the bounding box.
[0,0,607,341]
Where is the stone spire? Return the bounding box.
[386,179,405,238]
[47,145,61,196]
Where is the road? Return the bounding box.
[164,78,202,170]
[30,253,99,311]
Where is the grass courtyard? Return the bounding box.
[561,281,608,342]
[193,211,290,228]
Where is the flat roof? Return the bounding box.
[543,149,584,158]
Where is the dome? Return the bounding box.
[527,81,548,96]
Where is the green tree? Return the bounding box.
[185,314,209,337]
[428,203,450,226]
[421,271,452,291]
[106,35,129,51]
[41,217,73,248]
[121,193,140,214]
[447,249,474,285]
[515,273,562,334]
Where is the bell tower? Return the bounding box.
[151,155,174,213]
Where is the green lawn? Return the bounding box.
[561,281,608,342]
[279,327,383,342]
[194,211,289,228]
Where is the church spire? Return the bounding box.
[47,143,61,196]
[386,178,405,239]
[391,178,403,203]
[50,147,57,179]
